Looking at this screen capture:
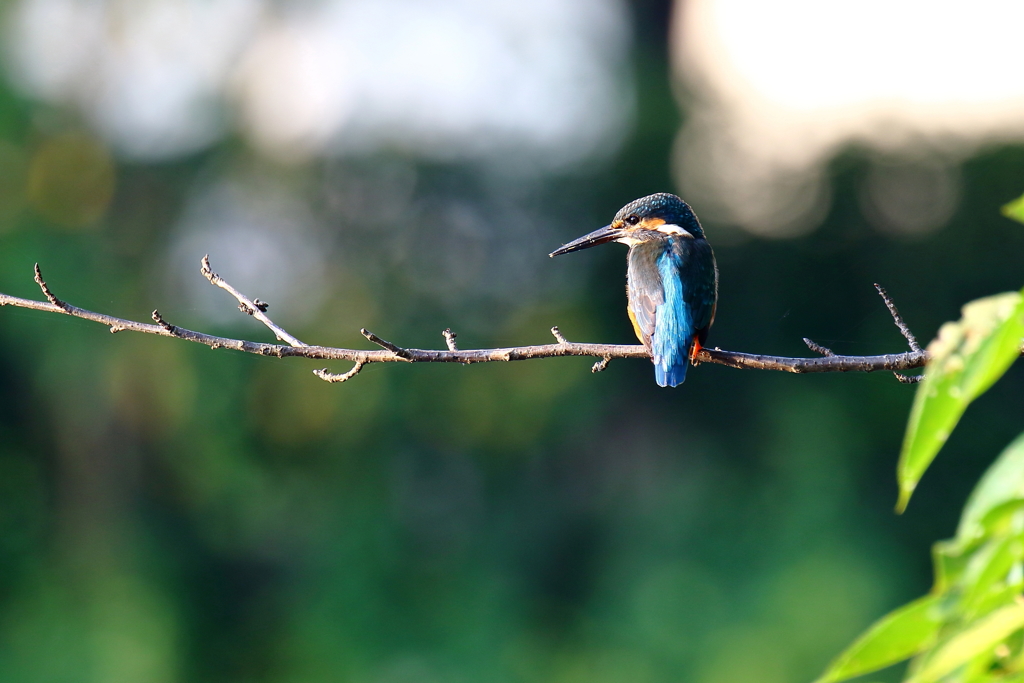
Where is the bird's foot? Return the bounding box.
[689,340,703,365]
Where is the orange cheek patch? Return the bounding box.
[637,217,665,230]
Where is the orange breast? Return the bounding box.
[627,305,646,345]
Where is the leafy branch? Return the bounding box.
[2,256,934,383]
[810,190,1024,683]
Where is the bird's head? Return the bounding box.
[549,193,704,257]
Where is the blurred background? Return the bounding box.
[0,0,1022,681]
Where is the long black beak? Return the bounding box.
[549,225,625,257]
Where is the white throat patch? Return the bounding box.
[657,224,693,238]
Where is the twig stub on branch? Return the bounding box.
[33,264,69,312]
[151,309,176,334]
[442,328,458,352]
[803,338,835,357]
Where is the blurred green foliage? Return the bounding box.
[1000,194,1024,225]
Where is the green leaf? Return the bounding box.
[812,595,942,683]
[962,579,1024,626]
[960,535,1024,614]
[896,290,1024,513]
[958,432,1024,542]
[977,499,1024,540]
[1002,193,1024,224]
[909,602,1024,683]
[934,539,975,592]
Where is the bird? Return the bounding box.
[550,193,718,387]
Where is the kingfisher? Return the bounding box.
[550,193,718,387]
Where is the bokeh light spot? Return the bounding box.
[859,156,962,238]
[673,0,1024,236]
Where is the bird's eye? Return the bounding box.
[626,215,640,225]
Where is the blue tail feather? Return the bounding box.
[652,250,694,388]
[654,359,688,387]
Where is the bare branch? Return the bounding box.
[10,261,1016,386]
[699,347,927,373]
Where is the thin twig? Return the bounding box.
[33,264,68,311]
[201,255,306,347]
[201,255,356,379]
[874,283,925,383]
[6,262,1003,385]
[361,328,413,360]
[875,283,921,353]
[803,338,835,356]
[314,362,365,383]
